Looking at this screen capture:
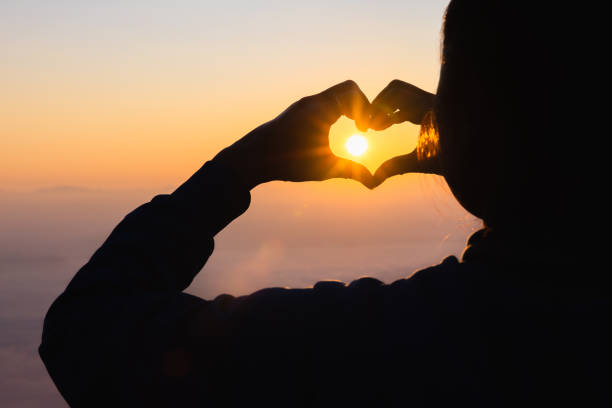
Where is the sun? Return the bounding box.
[345,134,368,157]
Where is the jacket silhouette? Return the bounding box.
[39,161,610,407]
[39,1,610,406]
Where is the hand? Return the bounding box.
[368,80,440,187]
[214,80,375,189]
[369,79,436,129]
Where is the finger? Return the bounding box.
[371,80,404,110]
[370,86,403,130]
[328,157,376,189]
[369,106,415,131]
[369,81,402,128]
[370,80,435,129]
[372,151,420,187]
[368,111,396,131]
[320,80,371,131]
[388,109,417,125]
[372,151,443,187]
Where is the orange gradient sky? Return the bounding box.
[1,0,448,190]
[1,3,482,404]
[0,0,479,293]
[1,0,480,300]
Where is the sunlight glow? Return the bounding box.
[345,134,368,157]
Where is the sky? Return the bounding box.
[0,1,479,406]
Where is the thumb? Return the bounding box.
[329,157,376,189]
[373,151,440,187]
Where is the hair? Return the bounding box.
[416,110,439,162]
[417,0,595,233]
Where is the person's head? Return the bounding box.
[428,1,590,234]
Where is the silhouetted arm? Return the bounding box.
[41,80,455,406]
[39,160,252,406]
[38,155,393,406]
[39,81,376,406]
[38,153,469,406]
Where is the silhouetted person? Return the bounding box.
[40,1,609,406]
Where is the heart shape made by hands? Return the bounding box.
[329,116,420,175]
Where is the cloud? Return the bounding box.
[0,317,66,407]
[0,346,66,407]
[32,186,99,194]
[0,253,64,265]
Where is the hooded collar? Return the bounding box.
[460,227,605,289]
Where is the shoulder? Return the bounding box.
[383,255,469,302]
[311,255,465,294]
[235,255,466,305]
[254,257,472,330]
[191,255,472,337]
[390,255,462,286]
